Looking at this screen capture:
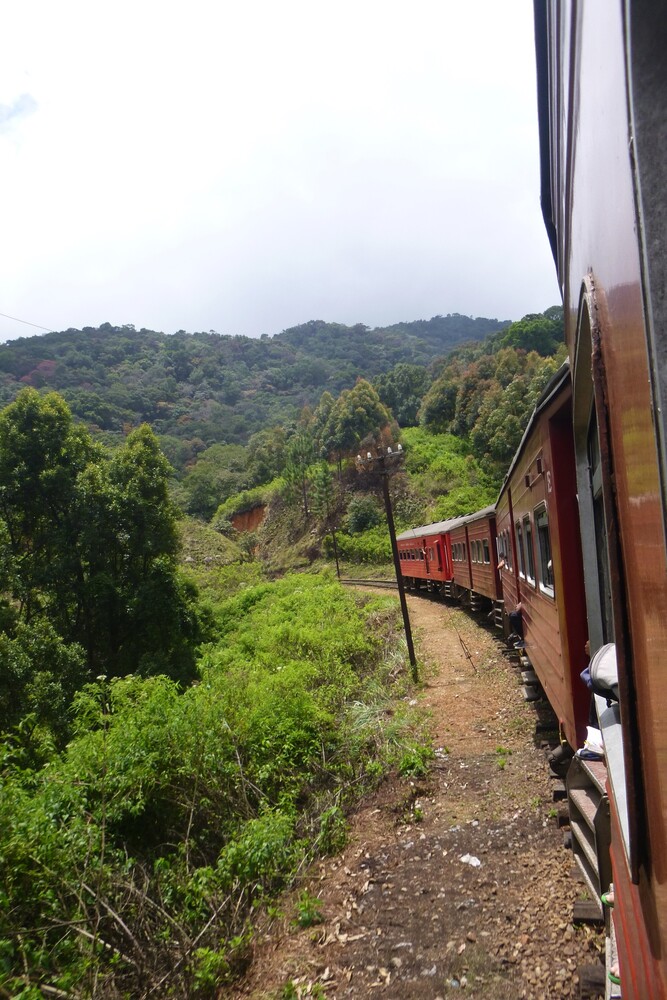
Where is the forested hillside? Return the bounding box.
[173,307,565,521]
[0,314,507,447]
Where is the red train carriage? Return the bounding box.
[396,518,455,592]
[496,364,589,750]
[461,506,501,606]
[448,516,472,594]
[398,509,500,608]
[535,1,667,994]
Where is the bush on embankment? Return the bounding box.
[0,573,423,998]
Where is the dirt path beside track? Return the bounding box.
[225,591,604,1000]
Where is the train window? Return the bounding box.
[504,530,513,571]
[515,521,525,577]
[483,539,490,564]
[588,412,614,641]
[523,515,536,586]
[535,506,555,597]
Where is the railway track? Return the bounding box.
[339,577,397,589]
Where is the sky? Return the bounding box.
[0,0,560,344]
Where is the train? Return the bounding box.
[397,4,667,996]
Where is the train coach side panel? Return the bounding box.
[467,514,500,602]
[562,3,667,980]
[450,524,472,592]
[610,798,664,999]
[544,396,589,747]
[496,491,519,621]
[508,428,580,746]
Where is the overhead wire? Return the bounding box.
[0,311,53,333]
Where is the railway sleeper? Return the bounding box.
[468,591,487,613]
[522,683,543,702]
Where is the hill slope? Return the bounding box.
[0,314,508,445]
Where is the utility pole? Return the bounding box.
[357,446,418,680]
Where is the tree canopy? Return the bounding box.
[0,390,206,744]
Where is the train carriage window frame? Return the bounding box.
[523,514,536,587]
[483,539,490,564]
[515,520,526,578]
[505,529,513,571]
[535,504,555,598]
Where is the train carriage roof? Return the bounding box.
[396,505,496,542]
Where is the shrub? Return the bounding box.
[0,572,418,995]
[344,495,382,534]
[325,525,392,565]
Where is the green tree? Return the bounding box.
[0,393,206,738]
[419,368,460,433]
[181,443,249,519]
[0,388,99,628]
[283,432,315,518]
[311,391,336,455]
[246,426,288,486]
[469,353,564,468]
[78,425,203,680]
[310,461,337,520]
[372,363,430,427]
[344,495,382,534]
[322,380,391,471]
[493,309,564,355]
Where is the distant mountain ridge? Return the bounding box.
[0,313,509,446]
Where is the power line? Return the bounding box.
[0,311,53,333]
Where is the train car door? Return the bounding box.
[573,279,642,879]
